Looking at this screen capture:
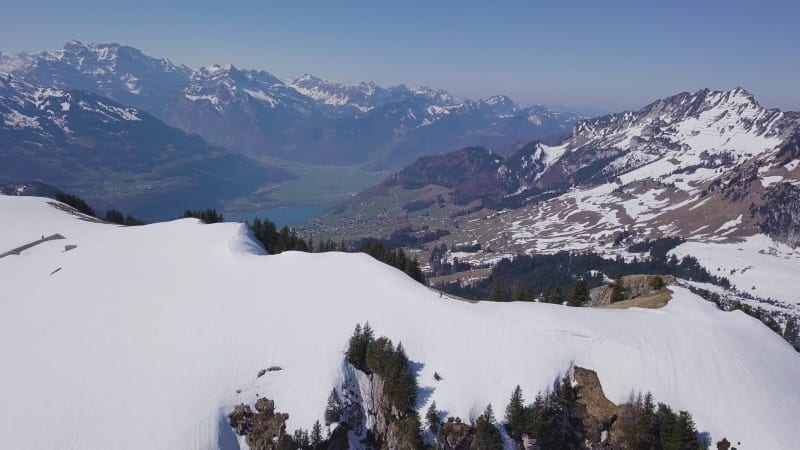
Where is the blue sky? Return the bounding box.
[2,0,798,111]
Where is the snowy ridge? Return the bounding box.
[0,195,798,449]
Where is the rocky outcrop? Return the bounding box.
[228,397,289,450]
[437,417,473,450]
[589,275,672,306]
[338,363,423,450]
[758,182,800,248]
[570,367,620,444]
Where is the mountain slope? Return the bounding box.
[310,88,800,316]
[0,76,294,218]
[3,41,579,167]
[1,194,798,449]
[10,40,192,116]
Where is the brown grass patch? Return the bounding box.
[598,288,672,309]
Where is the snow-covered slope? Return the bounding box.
[0,195,798,449]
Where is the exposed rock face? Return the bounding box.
[758,182,800,248]
[571,367,619,444]
[227,398,289,450]
[339,363,421,450]
[437,418,473,450]
[367,373,393,445]
[588,275,673,306]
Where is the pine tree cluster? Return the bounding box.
[500,381,710,450]
[617,391,708,450]
[54,190,145,225]
[501,376,581,450]
[181,208,224,223]
[324,388,341,426]
[358,240,425,284]
[250,217,311,254]
[471,404,503,450]
[273,419,328,450]
[105,209,145,226]
[250,219,425,283]
[567,279,590,306]
[441,248,729,302]
[55,191,96,217]
[346,322,419,414]
[610,275,627,303]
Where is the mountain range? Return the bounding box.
[0,74,293,218]
[1,41,579,168]
[310,87,800,324]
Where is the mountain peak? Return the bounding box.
[723,86,757,105]
[63,39,87,49]
[203,63,235,73]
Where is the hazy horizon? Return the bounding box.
[2,1,798,112]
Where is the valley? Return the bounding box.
[221,159,385,225]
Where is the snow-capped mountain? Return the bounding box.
[8,40,191,117]
[316,87,800,321]
[288,74,456,115]
[539,87,796,186]
[160,63,324,155]
[1,194,798,449]
[0,75,293,218]
[2,41,579,167]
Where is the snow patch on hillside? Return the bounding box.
[671,234,800,305]
[2,109,39,129]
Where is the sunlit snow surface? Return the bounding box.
[0,195,798,450]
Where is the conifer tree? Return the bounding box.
[504,385,526,440]
[669,411,700,450]
[362,322,374,346]
[426,401,440,433]
[783,316,799,346]
[512,283,525,301]
[631,392,656,449]
[310,420,323,449]
[324,388,341,426]
[105,209,125,224]
[124,214,144,226]
[293,428,310,449]
[656,403,677,449]
[471,404,503,450]
[489,280,502,301]
[611,275,626,302]
[567,279,590,306]
[346,323,365,369]
[396,413,424,450]
[650,275,666,290]
[56,192,96,217]
[360,322,375,370]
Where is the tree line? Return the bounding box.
[440,246,728,302]
[55,191,145,225]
